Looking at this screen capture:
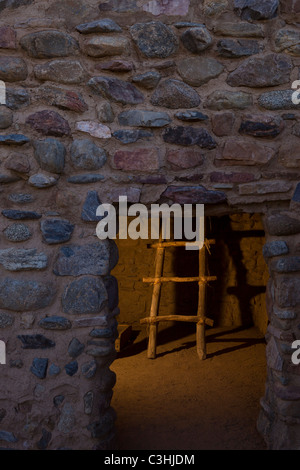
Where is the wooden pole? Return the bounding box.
[147,232,165,359]
[140,315,214,327]
[143,276,217,284]
[196,244,207,360]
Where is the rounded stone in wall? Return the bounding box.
[4,223,32,242]
[130,21,178,58]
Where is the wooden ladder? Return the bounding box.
[140,236,216,360]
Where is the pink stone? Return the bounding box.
[142,0,190,16]
[212,112,235,137]
[95,60,134,72]
[113,148,160,171]
[26,110,71,136]
[167,149,204,169]
[106,187,141,203]
[0,26,16,49]
[76,121,111,139]
[216,139,275,166]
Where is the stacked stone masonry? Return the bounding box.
[0,0,299,450]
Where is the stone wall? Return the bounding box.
[0,0,300,450]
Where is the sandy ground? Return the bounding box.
[111,323,268,451]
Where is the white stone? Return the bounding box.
[76,121,112,139]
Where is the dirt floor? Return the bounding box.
[111,323,268,451]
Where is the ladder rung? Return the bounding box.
[147,239,216,249]
[143,276,217,284]
[140,315,214,327]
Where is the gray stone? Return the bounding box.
[70,139,107,171]
[263,241,289,258]
[0,0,33,11]
[275,29,300,55]
[204,90,253,111]
[20,31,79,58]
[292,183,300,203]
[175,111,208,121]
[28,174,58,188]
[0,312,14,328]
[88,76,144,105]
[266,213,300,236]
[68,338,84,358]
[0,174,20,183]
[258,90,299,110]
[132,71,161,89]
[53,241,118,277]
[180,26,212,53]
[163,126,216,149]
[130,21,178,58]
[118,109,171,128]
[90,327,114,339]
[2,209,41,220]
[67,174,105,184]
[0,134,29,145]
[175,22,204,28]
[87,408,116,439]
[34,60,87,85]
[213,21,264,37]
[83,391,94,414]
[0,430,18,443]
[86,340,115,358]
[37,428,52,450]
[48,364,60,376]
[162,185,227,204]
[234,0,279,20]
[151,79,200,109]
[0,56,28,82]
[275,276,300,308]
[40,219,74,245]
[99,0,138,12]
[97,101,114,123]
[83,36,129,58]
[62,276,108,314]
[271,256,300,273]
[113,129,153,144]
[6,88,30,110]
[76,18,121,34]
[82,361,97,379]
[177,57,224,87]
[0,278,55,311]
[4,223,32,242]
[8,193,34,204]
[18,334,55,349]
[64,361,78,376]
[0,248,48,271]
[0,106,12,128]
[39,316,72,330]
[33,138,66,174]
[217,39,261,57]
[227,54,292,88]
[58,403,75,433]
[81,190,102,222]
[30,358,48,379]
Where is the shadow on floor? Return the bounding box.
[116,324,266,360]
